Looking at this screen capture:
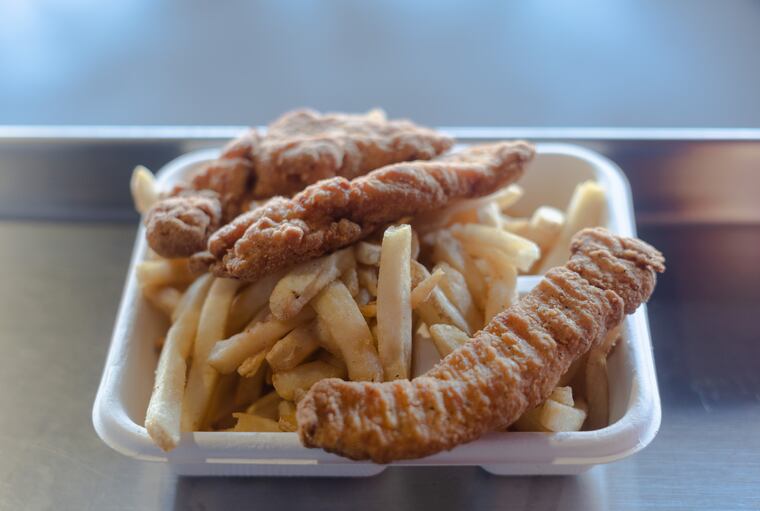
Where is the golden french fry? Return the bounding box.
[411,261,470,334]
[233,366,266,409]
[205,371,240,430]
[231,413,281,432]
[428,324,469,357]
[340,266,360,297]
[278,401,298,432]
[317,349,348,372]
[357,266,379,297]
[272,360,347,401]
[451,223,540,272]
[130,165,158,214]
[430,231,487,311]
[245,390,281,420]
[208,307,314,374]
[526,206,565,253]
[376,224,413,380]
[143,285,183,318]
[411,327,440,377]
[269,248,354,321]
[359,302,377,318]
[410,268,444,309]
[311,281,383,382]
[414,185,523,231]
[180,278,243,431]
[434,263,483,332]
[237,350,268,378]
[144,274,213,451]
[482,256,518,322]
[227,273,281,334]
[539,180,607,272]
[539,399,587,432]
[354,241,381,266]
[265,324,320,372]
[314,316,342,356]
[584,326,621,429]
[136,259,198,288]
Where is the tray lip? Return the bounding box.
[92,140,661,469]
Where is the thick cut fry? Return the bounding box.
[136,259,198,287]
[357,266,379,296]
[245,391,281,420]
[410,268,444,309]
[355,242,381,266]
[269,248,354,321]
[340,266,360,297]
[476,202,503,228]
[278,401,298,432]
[266,325,321,372]
[526,206,565,252]
[314,316,342,356]
[130,165,158,214]
[539,180,607,272]
[238,350,268,377]
[411,261,470,334]
[145,274,213,451]
[227,273,281,334]
[428,324,469,357]
[208,307,314,374]
[231,413,281,432]
[430,231,487,311]
[181,278,243,431]
[414,184,524,231]
[272,361,347,401]
[550,386,574,406]
[434,263,482,332]
[311,281,383,382]
[142,285,182,318]
[451,223,540,272]
[376,225,413,380]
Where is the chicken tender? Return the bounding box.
[209,141,535,281]
[296,228,665,462]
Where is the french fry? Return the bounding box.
[410,229,420,260]
[431,231,487,310]
[526,206,565,253]
[144,273,213,451]
[410,268,444,309]
[538,180,607,272]
[411,261,471,334]
[376,224,413,380]
[180,278,243,431]
[512,405,548,432]
[357,266,379,296]
[233,365,266,409]
[136,259,198,287]
[314,316,343,356]
[476,202,503,228]
[231,413,281,432]
[227,272,281,334]
[317,349,348,372]
[414,185,523,231]
[481,255,518,322]
[340,266,360,297]
[355,287,372,306]
[311,281,383,382]
[265,324,321,372]
[269,248,354,321]
[205,371,240,430]
[434,263,483,332]
[550,386,574,407]
[208,307,314,374]
[355,241,381,266]
[237,350,268,378]
[278,401,298,432]
[411,327,440,377]
[143,285,183,318]
[245,391,281,420]
[272,361,347,401]
[130,165,158,214]
[540,399,587,432]
[585,326,621,429]
[451,223,540,272]
[429,324,469,357]
[501,216,530,237]
[359,302,377,318]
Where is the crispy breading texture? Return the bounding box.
[144,192,223,258]
[144,109,451,258]
[296,228,665,463]
[209,141,535,281]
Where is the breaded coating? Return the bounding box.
[144,109,451,258]
[253,109,454,198]
[144,192,222,258]
[208,141,535,281]
[296,228,665,463]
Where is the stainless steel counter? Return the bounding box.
[1,131,759,510]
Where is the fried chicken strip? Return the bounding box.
[145,110,451,258]
[209,141,535,281]
[296,228,665,462]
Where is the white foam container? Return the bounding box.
[92,142,661,476]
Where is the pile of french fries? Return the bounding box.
[132,167,613,452]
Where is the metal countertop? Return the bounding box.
[0,131,758,510]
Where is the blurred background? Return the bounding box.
[2,0,760,127]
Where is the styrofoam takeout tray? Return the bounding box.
[92,142,661,476]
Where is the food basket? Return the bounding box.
[92,141,661,476]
